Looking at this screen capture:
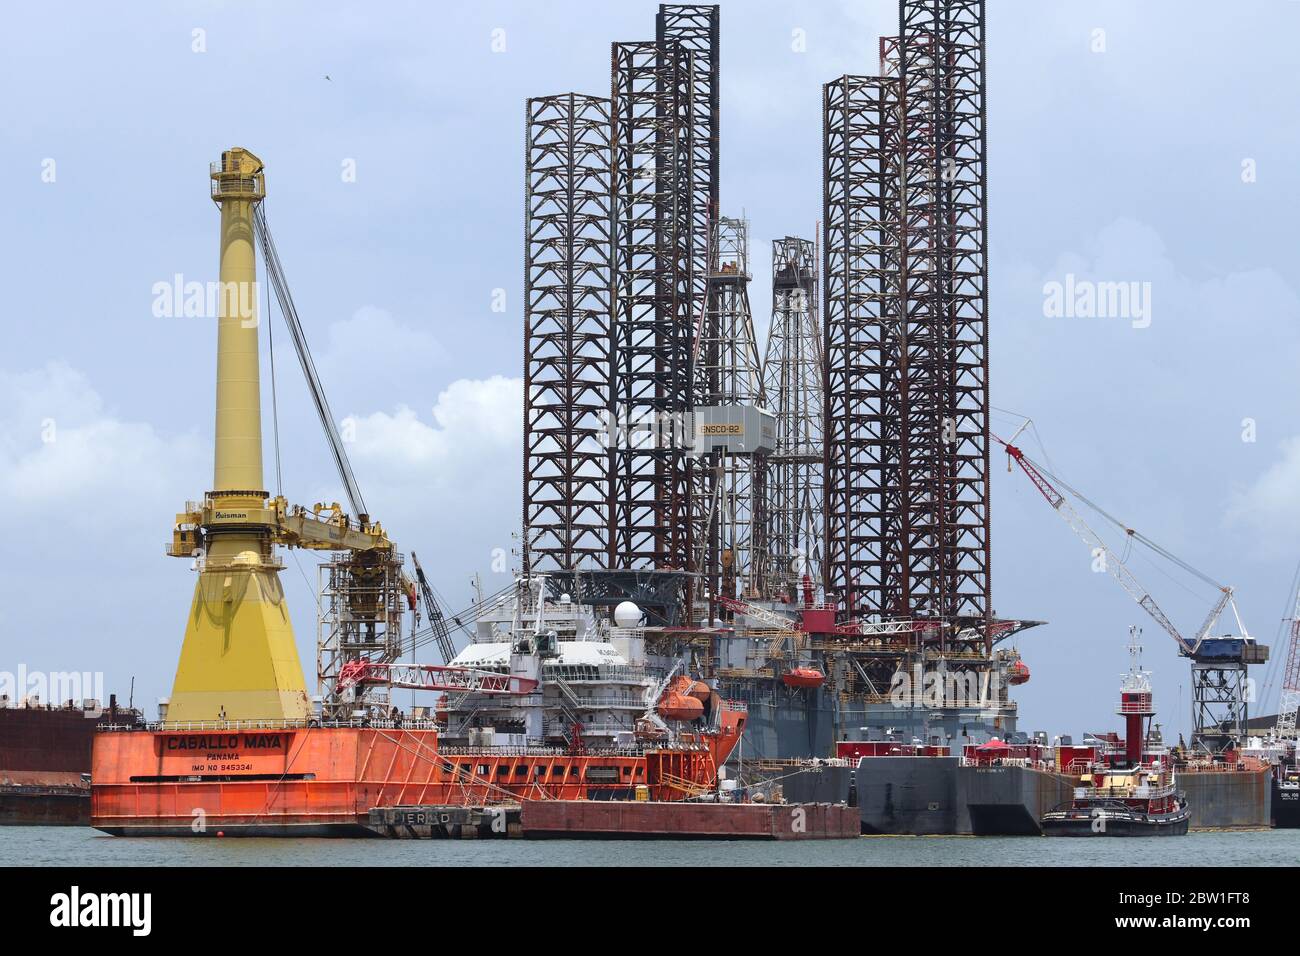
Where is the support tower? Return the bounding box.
[763,236,824,596]
[523,93,617,572]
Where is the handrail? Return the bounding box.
[97,717,442,732]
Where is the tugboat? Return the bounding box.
[1041,627,1190,837]
[1041,764,1190,837]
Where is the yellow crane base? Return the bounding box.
[166,563,311,723]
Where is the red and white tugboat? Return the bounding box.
[1041,628,1190,837]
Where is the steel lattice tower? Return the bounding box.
[822,74,904,620]
[610,39,696,571]
[898,0,990,630]
[823,1,990,636]
[657,4,720,344]
[522,94,616,572]
[763,236,824,595]
[658,6,720,615]
[695,217,766,602]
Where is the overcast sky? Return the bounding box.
[2,0,1299,740]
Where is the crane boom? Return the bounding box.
[1277,585,1300,737]
[410,551,457,665]
[408,580,521,658]
[717,596,798,630]
[1000,440,1220,657]
[336,661,538,695]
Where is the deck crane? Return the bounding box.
[165,149,410,723]
[410,551,457,665]
[1275,578,1300,738]
[406,579,521,659]
[996,429,1268,750]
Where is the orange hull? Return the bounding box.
[92,710,744,836]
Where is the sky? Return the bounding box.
[2,0,1299,741]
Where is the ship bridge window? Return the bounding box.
[496,766,508,777]
[477,764,489,775]
[514,766,527,777]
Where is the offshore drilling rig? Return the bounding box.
[518,0,1268,760]
[518,1,1039,758]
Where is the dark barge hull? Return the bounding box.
[781,756,1271,833]
[0,785,90,826]
[781,756,1075,835]
[1041,811,1190,837]
[1272,782,1300,828]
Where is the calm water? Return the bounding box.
[10,826,1296,866]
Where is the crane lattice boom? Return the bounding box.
[336,661,539,696]
[1277,593,1300,736]
[1000,440,1232,658]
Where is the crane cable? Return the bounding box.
[264,228,283,499]
[1015,447,1224,593]
[406,580,520,656]
[259,205,336,607]
[992,408,1223,593]
[254,204,368,522]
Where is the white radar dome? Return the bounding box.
[613,601,643,628]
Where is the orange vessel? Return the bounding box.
[92,710,745,836]
[89,146,749,837]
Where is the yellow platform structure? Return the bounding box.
[166,148,310,723]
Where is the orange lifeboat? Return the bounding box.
[657,690,705,722]
[782,667,825,689]
[1008,660,1030,685]
[687,680,712,703]
[434,697,449,725]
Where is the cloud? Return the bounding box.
[345,374,521,479]
[0,361,205,691]
[339,376,523,585]
[1226,437,1300,550]
[315,306,447,397]
[0,362,202,514]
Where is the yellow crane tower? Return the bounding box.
[165,148,401,724]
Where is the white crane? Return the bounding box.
[996,432,1245,659]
